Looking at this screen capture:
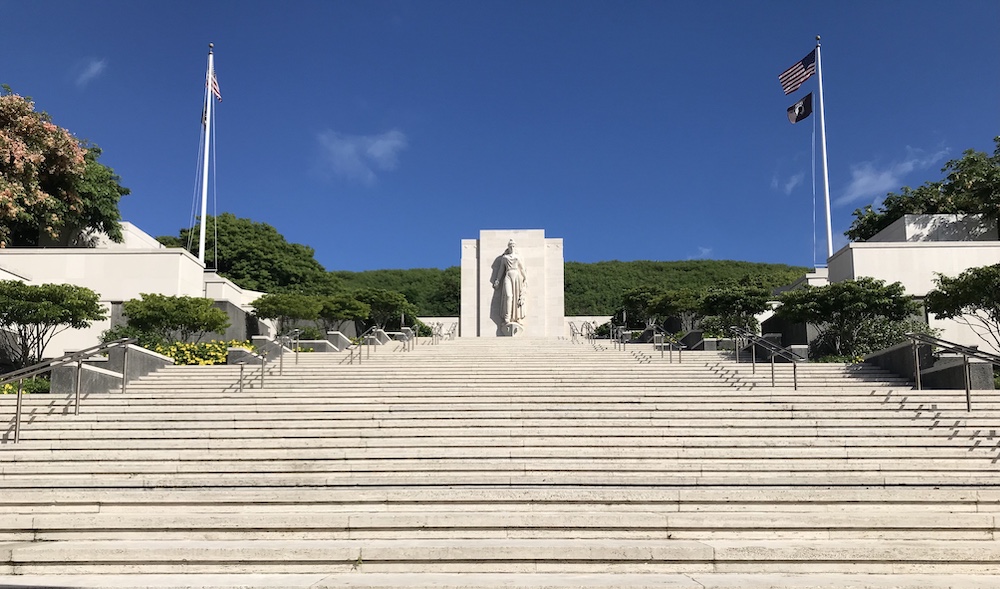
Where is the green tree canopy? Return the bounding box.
[699,284,772,334]
[925,264,1000,351]
[354,288,416,330]
[251,292,322,336]
[775,278,919,358]
[0,89,128,247]
[119,294,230,345]
[0,281,106,368]
[846,137,1000,241]
[318,294,371,333]
[647,288,703,332]
[158,213,335,293]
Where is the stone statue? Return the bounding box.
[492,239,527,327]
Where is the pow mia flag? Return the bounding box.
[787,93,813,124]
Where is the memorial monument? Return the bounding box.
[461,229,565,337]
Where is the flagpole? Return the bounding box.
[198,43,214,266]
[815,35,833,260]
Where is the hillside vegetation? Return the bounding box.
[336,260,808,317]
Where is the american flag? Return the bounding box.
[778,49,816,95]
[208,69,222,102]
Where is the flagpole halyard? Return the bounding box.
[198,44,214,266]
[815,35,834,260]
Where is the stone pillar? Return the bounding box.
[460,229,565,337]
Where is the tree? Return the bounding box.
[0,89,128,247]
[775,278,920,358]
[251,292,322,335]
[0,281,106,368]
[846,137,1000,241]
[647,288,702,332]
[925,264,1000,351]
[120,294,230,344]
[354,288,416,330]
[158,213,333,293]
[699,284,772,334]
[318,294,370,333]
[614,286,664,329]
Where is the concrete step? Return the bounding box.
[7,538,1000,574]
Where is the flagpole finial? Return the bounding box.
[816,35,821,44]
[209,42,214,52]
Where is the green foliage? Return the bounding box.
[122,294,230,344]
[1,376,50,394]
[699,284,771,334]
[647,288,702,331]
[251,292,322,335]
[332,267,460,317]
[157,213,335,293]
[154,340,249,366]
[296,326,325,340]
[101,323,164,349]
[846,137,1000,241]
[354,288,416,330]
[0,281,106,368]
[564,260,806,316]
[776,278,920,358]
[0,90,127,247]
[318,294,371,332]
[925,264,1000,350]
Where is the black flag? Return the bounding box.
[787,93,813,124]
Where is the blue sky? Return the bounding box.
[2,1,998,271]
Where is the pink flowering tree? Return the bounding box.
[0,87,128,247]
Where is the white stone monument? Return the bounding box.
[460,229,565,337]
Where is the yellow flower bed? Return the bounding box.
[154,340,251,366]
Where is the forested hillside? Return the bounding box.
[159,215,808,318]
[335,260,808,317]
[563,260,807,316]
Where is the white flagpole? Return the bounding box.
[815,35,833,260]
[198,43,214,266]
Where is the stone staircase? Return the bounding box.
[2,337,1000,588]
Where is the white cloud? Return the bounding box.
[835,147,948,207]
[317,129,408,185]
[687,246,713,260]
[784,173,804,195]
[771,172,805,196]
[76,59,107,87]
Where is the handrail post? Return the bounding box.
[14,379,23,443]
[964,355,972,412]
[279,337,285,376]
[771,355,776,387]
[751,341,757,375]
[912,339,922,390]
[74,359,83,416]
[121,343,130,395]
[239,362,245,393]
[295,330,300,365]
[260,351,266,389]
[792,361,798,391]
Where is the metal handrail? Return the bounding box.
[905,332,1000,411]
[730,326,804,389]
[651,325,686,363]
[2,337,136,444]
[347,326,380,365]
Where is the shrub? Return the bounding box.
[153,340,250,366]
[1,376,50,394]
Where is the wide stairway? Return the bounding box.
[2,337,1000,588]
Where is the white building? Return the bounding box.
[826,214,1000,353]
[0,223,268,359]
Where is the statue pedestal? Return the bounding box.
[460,229,565,338]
